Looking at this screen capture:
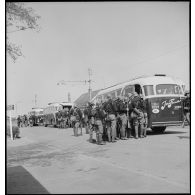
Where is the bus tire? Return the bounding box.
[151,126,166,133]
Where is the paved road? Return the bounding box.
[7,126,190,194]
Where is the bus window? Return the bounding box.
[156,84,182,95]
[116,88,122,97]
[175,85,182,94]
[122,85,134,97]
[111,91,116,98]
[182,85,185,92]
[143,85,154,96]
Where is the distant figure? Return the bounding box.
[70,106,83,136]
[7,125,21,139]
[17,115,21,128]
[182,92,190,128]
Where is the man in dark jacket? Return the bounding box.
[102,95,117,142]
[17,115,21,128]
[83,102,93,134]
[130,92,145,139]
[94,103,107,145]
[182,92,190,128]
[116,95,128,140]
[70,106,83,136]
[139,94,148,137]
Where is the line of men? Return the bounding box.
[68,92,148,145]
[55,107,72,128]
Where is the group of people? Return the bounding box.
[17,115,28,128]
[15,91,190,144]
[69,92,148,145]
[55,107,72,128]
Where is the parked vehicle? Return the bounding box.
[91,74,185,133]
[43,102,74,127]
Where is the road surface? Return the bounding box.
[7,125,190,194]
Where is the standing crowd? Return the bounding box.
[69,92,148,145]
[15,91,190,144]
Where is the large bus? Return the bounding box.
[91,74,185,133]
[43,102,74,127]
[28,108,44,126]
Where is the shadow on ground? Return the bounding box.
[147,130,188,136]
[7,166,49,194]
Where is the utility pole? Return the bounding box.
[88,68,92,101]
[68,92,71,102]
[35,94,37,107]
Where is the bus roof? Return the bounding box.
[92,75,185,100]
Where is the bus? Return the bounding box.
[43,102,74,127]
[28,108,44,126]
[91,74,185,133]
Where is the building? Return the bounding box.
[74,90,100,109]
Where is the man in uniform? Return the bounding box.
[94,103,106,145]
[139,94,148,137]
[114,97,121,139]
[58,110,63,129]
[130,92,145,139]
[102,94,117,143]
[62,107,69,128]
[55,111,59,128]
[116,95,128,140]
[69,106,83,136]
[83,102,91,134]
[88,102,96,142]
[126,93,134,138]
[17,115,21,128]
[182,92,190,128]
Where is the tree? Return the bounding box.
[6,2,40,62]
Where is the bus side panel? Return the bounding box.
[147,97,183,127]
[145,99,152,128]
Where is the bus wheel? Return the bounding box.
[151,126,166,133]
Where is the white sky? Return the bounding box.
[6,2,190,116]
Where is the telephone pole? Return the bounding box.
[68,92,71,102]
[88,68,92,101]
[35,94,37,107]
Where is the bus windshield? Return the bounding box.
[156,84,182,95]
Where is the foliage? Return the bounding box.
[6,2,40,62]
